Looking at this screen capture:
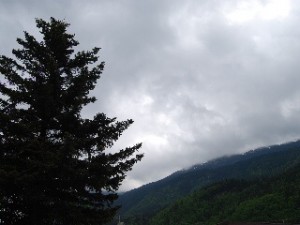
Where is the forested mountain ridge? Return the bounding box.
[150,163,300,225]
[116,140,300,224]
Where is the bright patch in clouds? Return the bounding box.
[141,95,154,106]
[280,93,300,119]
[225,0,291,24]
[143,134,168,149]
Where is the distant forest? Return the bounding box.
[113,141,300,225]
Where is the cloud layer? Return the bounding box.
[1,0,300,191]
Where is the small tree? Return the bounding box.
[0,18,143,225]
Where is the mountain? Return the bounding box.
[150,163,300,225]
[115,140,300,225]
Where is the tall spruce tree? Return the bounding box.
[0,18,143,225]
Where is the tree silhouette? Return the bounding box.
[0,17,143,225]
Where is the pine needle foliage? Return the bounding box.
[0,17,143,225]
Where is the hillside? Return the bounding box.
[115,140,300,224]
[150,164,300,225]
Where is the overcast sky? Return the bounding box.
[1,0,300,191]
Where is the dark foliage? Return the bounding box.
[0,18,143,225]
[117,141,300,225]
[150,163,300,225]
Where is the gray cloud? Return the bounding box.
[1,0,300,191]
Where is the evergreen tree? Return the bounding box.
[0,17,143,225]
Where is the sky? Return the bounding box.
[1,0,300,191]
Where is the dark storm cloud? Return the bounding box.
[1,0,300,190]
